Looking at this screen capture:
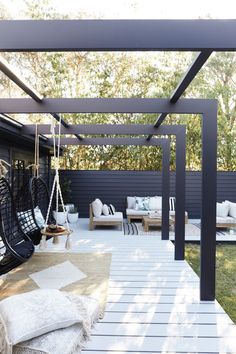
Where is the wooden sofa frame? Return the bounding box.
[89,203,123,230]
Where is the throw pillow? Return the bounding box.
[228,201,236,219]
[17,209,34,233]
[169,197,176,211]
[102,204,110,216]
[109,204,116,215]
[135,197,150,211]
[216,202,230,218]
[149,196,162,210]
[127,196,135,209]
[92,199,103,217]
[0,289,82,353]
[34,206,45,228]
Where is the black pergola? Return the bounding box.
[1,19,236,301]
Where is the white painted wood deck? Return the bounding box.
[43,219,236,353]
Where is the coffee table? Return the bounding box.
[142,216,174,232]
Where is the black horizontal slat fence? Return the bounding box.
[59,170,236,219]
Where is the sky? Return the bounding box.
[4,0,236,19]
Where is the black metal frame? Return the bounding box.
[0,19,223,301]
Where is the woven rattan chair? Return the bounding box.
[0,177,34,276]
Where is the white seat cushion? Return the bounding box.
[126,209,149,216]
[216,216,236,224]
[93,212,123,222]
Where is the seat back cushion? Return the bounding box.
[217,201,230,218]
[127,196,136,209]
[92,199,103,217]
[149,196,162,210]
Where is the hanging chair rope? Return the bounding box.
[42,116,71,250]
[26,123,40,177]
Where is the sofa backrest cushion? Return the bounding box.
[92,199,103,217]
[217,201,230,218]
[127,196,136,209]
[149,196,162,210]
[102,204,110,216]
[226,200,236,218]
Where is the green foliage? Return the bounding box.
[185,243,236,323]
[68,206,78,214]
[1,2,236,171]
[60,177,72,204]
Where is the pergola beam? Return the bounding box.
[0,55,43,102]
[0,98,214,114]
[0,20,236,51]
[147,51,212,140]
[22,124,184,135]
[47,137,171,146]
[0,56,82,139]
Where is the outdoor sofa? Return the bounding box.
[216,200,236,229]
[126,196,188,224]
[89,199,123,230]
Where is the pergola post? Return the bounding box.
[161,140,170,240]
[201,103,218,300]
[175,127,186,260]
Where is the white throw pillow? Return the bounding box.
[127,197,135,209]
[216,202,230,218]
[92,199,103,217]
[13,294,100,354]
[228,201,236,219]
[34,206,45,228]
[102,204,110,216]
[149,196,162,210]
[0,289,82,353]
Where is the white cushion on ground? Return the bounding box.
[127,196,135,209]
[13,295,100,354]
[217,202,230,218]
[216,216,236,224]
[93,212,123,222]
[102,204,110,216]
[0,289,82,351]
[228,201,236,219]
[149,196,162,210]
[92,199,103,217]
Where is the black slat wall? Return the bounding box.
[60,170,236,218]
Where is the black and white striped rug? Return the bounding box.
[123,222,139,235]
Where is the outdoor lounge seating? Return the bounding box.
[89,200,123,230]
[126,196,188,224]
[216,200,236,228]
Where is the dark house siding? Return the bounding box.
[0,138,50,187]
[60,170,236,219]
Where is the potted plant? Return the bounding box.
[60,177,73,211]
[68,206,79,224]
[53,205,68,225]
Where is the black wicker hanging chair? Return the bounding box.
[15,176,54,246]
[0,177,34,276]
